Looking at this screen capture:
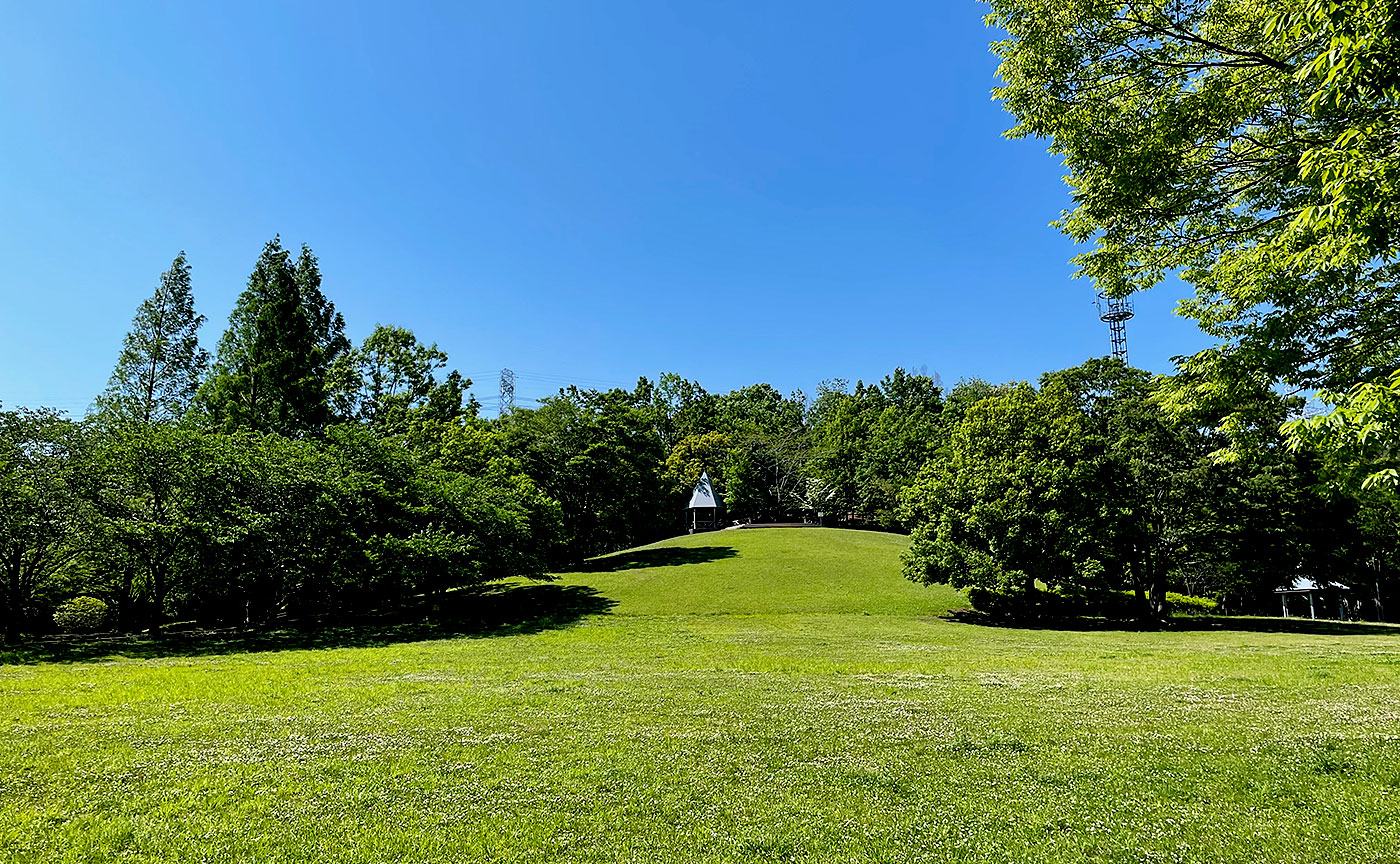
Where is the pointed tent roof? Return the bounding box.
[688,471,719,509]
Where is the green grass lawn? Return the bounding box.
[4,528,1400,863]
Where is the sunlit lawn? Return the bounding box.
[3,528,1399,862]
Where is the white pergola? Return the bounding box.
[1276,576,1351,619]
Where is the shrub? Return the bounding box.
[1167,592,1219,616]
[53,596,109,633]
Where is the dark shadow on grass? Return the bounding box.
[0,582,616,666]
[571,544,739,573]
[943,608,1399,636]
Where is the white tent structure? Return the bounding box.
[687,472,721,533]
[1276,576,1352,620]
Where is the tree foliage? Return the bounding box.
[987,0,1400,476]
[329,324,474,433]
[807,370,944,526]
[499,383,668,560]
[0,410,91,639]
[900,382,1098,611]
[901,359,1364,620]
[95,252,209,425]
[199,238,348,436]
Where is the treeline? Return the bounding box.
[0,239,956,638]
[5,239,1399,637]
[1,240,563,639]
[900,361,1399,620]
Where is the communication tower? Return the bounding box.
[1095,293,1134,362]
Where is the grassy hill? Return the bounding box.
[560,528,965,617]
[3,529,1400,863]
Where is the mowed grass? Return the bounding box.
[3,529,1400,863]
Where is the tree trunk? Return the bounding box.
[116,567,137,632]
[150,558,167,634]
[1142,549,1167,623]
[2,554,24,642]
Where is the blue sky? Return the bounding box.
[0,1,1212,414]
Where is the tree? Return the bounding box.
[1041,360,1212,618]
[498,384,668,560]
[0,410,91,639]
[404,419,565,579]
[329,324,474,432]
[715,384,812,520]
[899,383,1100,615]
[83,425,241,630]
[649,373,718,453]
[1283,371,1400,490]
[662,430,734,510]
[198,238,347,436]
[808,369,945,526]
[95,253,209,425]
[987,0,1400,479]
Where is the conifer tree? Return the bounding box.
[96,252,209,424]
[198,237,346,436]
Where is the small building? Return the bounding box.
[687,471,721,533]
[1276,576,1352,620]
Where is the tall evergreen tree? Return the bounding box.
[95,253,209,424]
[292,243,349,368]
[198,237,346,436]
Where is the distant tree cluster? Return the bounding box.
[899,360,1397,620]
[0,240,556,639]
[7,238,1397,637]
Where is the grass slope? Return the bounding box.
[559,528,965,617]
[3,529,1400,863]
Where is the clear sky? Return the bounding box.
[0,1,1212,414]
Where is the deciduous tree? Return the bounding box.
[987,0,1400,480]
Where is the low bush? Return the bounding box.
[53,596,109,633]
[1167,592,1219,616]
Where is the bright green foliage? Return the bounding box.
[499,384,669,560]
[198,238,348,436]
[808,369,944,526]
[5,529,1400,863]
[713,384,813,519]
[51,596,107,632]
[900,383,1098,607]
[71,423,563,632]
[662,430,734,500]
[1284,370,1400,489]
[0,410,90,640]
[1041,359,1215,617]
[647,373,717,453]
[987,0,1400,465]
[1167,591,1220,615]
[94,252,209,425]
[901,359,1351,618]
[329,324,475,433]
[84,424,221,630]
[403,422,564,583]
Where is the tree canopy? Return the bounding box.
[198,238,348,436]
[988,0,1400,481]
[95,252,208,425]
